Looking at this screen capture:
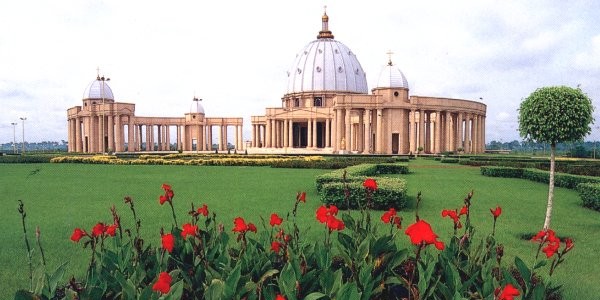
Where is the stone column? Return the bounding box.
[325,118,331,148]
[114,115,121,152]
[408,110,415,153]
[74,117,81,152]
[288,120,293,148]
[456,112,463,150]
[364,109,371,153]
[418,110,425,151]
[307,118,313,148]
[357,111,364,152]
[472,115,479,154]
[312,118,317,148]
[464,115,471,153]
[434,111,441,153]
[344,109,351,151]
[481,116,486,152]
[376,109,383,153]
[335,109,343,151]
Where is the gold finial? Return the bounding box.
[96,66,101,80]
[317,7,334,39]
[386,50,394,66]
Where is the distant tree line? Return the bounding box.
[486,140,600,158]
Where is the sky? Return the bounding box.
[1,0,599,145]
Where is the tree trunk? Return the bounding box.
[543,143,556,230]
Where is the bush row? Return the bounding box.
[481,166,600,189]
[464,158,600,177]
[0,154,53,163]
[577,183,600,211]
[316,163,409,210]
[50,155,325,167]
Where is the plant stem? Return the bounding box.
[18,200,33,291]
[169,201,179,227]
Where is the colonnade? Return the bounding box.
[249,107,485,154]
[67,113,244,153]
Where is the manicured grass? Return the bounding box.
[1,159,598,298]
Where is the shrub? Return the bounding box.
[577,183,600,211]
[440,158,459,163]
[480,166,525,178]
[320,177,408,210]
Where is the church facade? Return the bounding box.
[66,78,243,153]
[250,12,487,155]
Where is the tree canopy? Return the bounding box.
[518,86,594,145]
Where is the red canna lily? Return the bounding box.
[564,238,574,253]
[270,213,283,227]
[393,216,402,229]
[405,219,444,250]
[363,178,378,191]
[275,295,286,300]
[70,228,87,242]
[181,223,198,239]
[247,223,257,233]
[159,195,169,205]
[105,224,118,237]
[197,204,209,217]
[152,272,172,294]
[297,191,306,203]
[459,206,468,216]
[161,183,171,191]
[271,241,282,254]
[490,206,502,218]
[326,215,345,231]
[92,223,106,237]
[495,283,520,300]
[381,208,397,223]
[232,217,248,232]
[162,233,174,253]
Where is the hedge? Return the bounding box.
[480,166,600,189]
[316,163,409,210]
[320,177,408,210]
[577,183,600,211]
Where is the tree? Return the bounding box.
[518,86,594,230]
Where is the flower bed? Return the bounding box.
[15,182,573,299]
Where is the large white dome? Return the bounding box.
[286,12,368,94]
[376,60,409,89]
[83,76,114,100]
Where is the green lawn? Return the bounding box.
[1,159,598,299]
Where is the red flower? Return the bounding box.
[271,241,282,254]
[247,223,257,233]
[152,272,172,294]
[490,206,502,218]
[181,223,198,239]
[459,206,468,216]
[564,238,574,253]
[161,183,172,191]
[495,283,520,300]
[162,233,175,253]
[159,195,169,205]
[70,228,86,242]
[405,219,444,250]
[363,178,378,191]
[275,295,286,300]
[393,216,402,229]
[381,208,397,223]
[297,191,306,203]
[326,216,345,231]
[270,213,283,227]
[105,224,118,237]
[166,189,174,198]
[441,209,462,228]
[233,217,248,232]
[92,223,106,237]
[532,229,561,258]
[316,205,339,224]
[197,204,209,217]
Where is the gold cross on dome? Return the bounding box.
[386,50,394,66]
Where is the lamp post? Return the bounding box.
[11,122,17,154]
[19,117,26,154]
[99,75,110,153]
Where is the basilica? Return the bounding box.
[250,11,486,154]
[67,10,486,155]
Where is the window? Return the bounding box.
[313,97,322,107]
[294,98,300,107]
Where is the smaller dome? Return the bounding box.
[190,98,205,114]
[83,76,114,100]
[376,60,409,89]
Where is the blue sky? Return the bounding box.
[1,0,599,144]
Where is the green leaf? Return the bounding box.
[303,292,327,300]
[48,261,68,294]
[514,256,531,292]
[204,279,225,300]
[164,280,184,300]
[279,263,297,300]
[223,262,242,299]
[336,282,360,299]
[356,236,371,262]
